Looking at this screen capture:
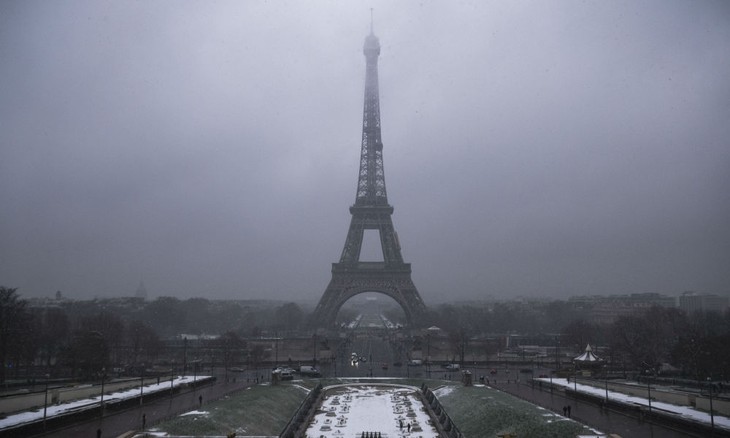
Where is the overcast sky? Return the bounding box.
[1,1,729,304]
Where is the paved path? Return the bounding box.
[31,378,254,438]
[492,380,702,438]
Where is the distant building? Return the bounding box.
[568,293,676,325]
[135,281,148,300]
[678,291,729,314]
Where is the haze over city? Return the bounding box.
[1,1,729,303]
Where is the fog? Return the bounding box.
[1,1,729,303]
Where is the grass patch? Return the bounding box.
[153,383,309,436]
[436,384,594,438]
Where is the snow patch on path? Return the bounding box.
[305,385,439,438]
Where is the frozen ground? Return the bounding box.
[0,375,208,430]
[540,377,730,432]
[304,385,439,438]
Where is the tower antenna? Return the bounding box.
[370,8,374,34]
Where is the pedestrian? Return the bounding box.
[199,394,203,407]
[399,419,403,429]
[142,413,146,430]
[567,405,571,417]
[562,406,567,416]
[97,428,102,438]
[407,422,411,432]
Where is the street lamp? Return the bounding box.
[43,373,50,430]
[170,360,175,397]
[549,369,553,394]
[604,365,609,406]
[193,361,197,395]
[646,369,652,415]
[426,333,431,379]
[312,333,317,366]
[275,331,279,366]
[99,367,106,417]
[707,377,715,432]
[139,366,144,406]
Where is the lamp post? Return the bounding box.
[275,331,279,366]
[193,361,197,395]
[604,366,609,406]
[549,369,553,394]
[312,333,317,366]
[707,377,715,432]
[99,367,106,417]
[139,366,144,406]
[170,360,175,398]
[183,337,188,375]
[646,370,652,415]
[426,333,431,379]
[43,373,50,430]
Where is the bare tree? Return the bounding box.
[0,287,31,383]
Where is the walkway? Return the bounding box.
[30,378,253,438]
[492,380,703,438]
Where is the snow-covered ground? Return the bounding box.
[539,377,730,432]
[0,375,209,431]
[304,385,439,438]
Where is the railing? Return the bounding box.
[421,383,464,438]
[279,383,323,438]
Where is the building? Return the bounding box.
[678,291,729,314]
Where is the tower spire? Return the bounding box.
[370,8,374,34]
[358,18,384,206]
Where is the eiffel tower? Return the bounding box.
[312,25,427,328]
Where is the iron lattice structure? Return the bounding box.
[312,29,427,328]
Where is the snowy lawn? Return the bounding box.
[436,383,604,438]
[148,382,308,437]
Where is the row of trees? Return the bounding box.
[0,287,307,382]
[2,287,165,381]
[2,286,728,382]
[428,302,730,380]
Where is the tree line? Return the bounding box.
[2,286,728,383]
[0,287,308,383]
[426,301,730,380]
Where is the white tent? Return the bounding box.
[573,344,602,364]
